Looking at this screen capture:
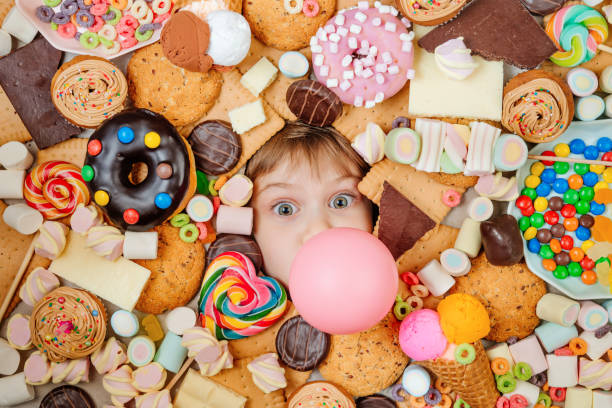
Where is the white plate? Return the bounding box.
[15,0,164,59]
[508,119,612,300]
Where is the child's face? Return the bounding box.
[251,156,373,287]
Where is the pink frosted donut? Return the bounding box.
[311,3,414,108]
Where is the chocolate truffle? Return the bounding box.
[189,120,242,176]
[480,214,524,266]
[286,80,342,127]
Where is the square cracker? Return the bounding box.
[396,224,459,274]
[6,254,51,316]
[237,37,310,121]
[178,69,285,179]
[211,358,286,408]
[0,87,31,144]
[37,138,89,167]
[358,158,465,224]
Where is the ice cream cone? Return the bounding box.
[416,341,499,408]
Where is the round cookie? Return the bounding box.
[206,234,263,271]
[356,395,397,408]
[40,385,95,408]
[276,316,330,371]
[134,223,206,314]
[243,0,336,51]
[318,313,409,397]
[189,121,242,176]
[127,43,222,127]
[449,254,547,342]
[287,381,356,408]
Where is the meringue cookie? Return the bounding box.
[434,37,477,80]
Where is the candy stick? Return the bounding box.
[164,356,195,392]
[528,155,612,166]
[0,237,36,323]
[598,44,612,54]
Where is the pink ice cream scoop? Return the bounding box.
[399,309,448,361]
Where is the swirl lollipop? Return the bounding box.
[24,161,90,220]
[545,5,609,67]
[198,252,288,340]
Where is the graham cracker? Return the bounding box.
[178,69,284,179]
[37,137,88,167]
[0,87,31,144]
[358,158,464,224]
[237,37,309,121]
[396,224,459,273]
[332,82,411,142]
[6,254,51,316]
[210,357,286,408]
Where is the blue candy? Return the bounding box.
[583,172,598,187]
[575,226,591,241]
[118,126,134,144]
[591,201,605,215]
[597,137,612,153]
[584,145,599,160]
[536,183,552,197]
[541,168,557,184]
[552,178,569,194]
[154,193,172,209]
[569,139,586,154]
[528,239,541,254]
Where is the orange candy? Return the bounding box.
[543,259,557,271]
[564,217,579,232]
[550,239,562,254]
[592,216,612,243]
[594,188,612,204]
[568,174,583,190]
[569,247,585,262]
[569,338,588,355]
[581,269,598,285]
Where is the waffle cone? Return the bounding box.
[416,341,499,408]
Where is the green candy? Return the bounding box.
[538,392,552,408]
[496,373,517,394]
[553,161,569,174]
[81,165,94,182]
[553,265,569,279]
[44,0,61,6]
[579,186,595,201]
[576,200,591,215]
[106,6,122,26]
[51,22,58,30]
[196,171,209,195]
[454,343,476,365]
[519,217,531,232]
[393,295,412,321]
[530,213,545,229]
[453,398,471,408]
[539,245,554,259]
[574,163,589,175]
[521,187,537,200]
[80,32,99,50]
[596,257,611,266]
[513,362,532,381]
[179,223,198,243]
[135,27,154,42]
[170,213,190,228]
[563,189,579,204]
[568,262,583,277]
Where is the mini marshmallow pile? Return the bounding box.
[0,7,38,57]
[311,1,415,108]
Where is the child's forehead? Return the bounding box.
[261,151,361,184]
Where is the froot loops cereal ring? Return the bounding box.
[435,378,451,394]
[302,0,320,17]
[104,6,122,25]
[406,295,423,310]
[454,343,475,365]
[91,1,109,16]
[491,357,510,375]
[198,251,288,340]
[120,36,138,49]
[152,0,172,14]
[400,271,419,286]
[130,0,149,19]
[568,337,587,355]
[76,9,95,27]
[549,387,566,402]
[138,8,153,24]
[45,0,62,6]
[24,161,90,220]
[529,372,547,387]
[438,394,452,408]
[497,397,510,408]
[509,395,529,408]
[111,0,128,9]
[409,395,426,408]
[453,398,470,408]
[496,373,517,394]
[442,189,462,207]
[411,284,429,298]
[61,0,79,16]
[393,295,412,321]
[424,388,442,406]
[58,23,77,38]
[179,223,198,243]
[284,0,303,14]
[512,362,532,381]
[538,392,552,408]
[103,41,121,55]
[545,5,608,68]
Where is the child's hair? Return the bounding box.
[246,122,369,181]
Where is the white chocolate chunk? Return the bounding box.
[350,24,362,34]
[326,78,339,88]
[385,22,396,32]
[228,99,266,135]
[240,57,278,97]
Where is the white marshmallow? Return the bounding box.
[123,231,158,260]
[0,29,11,58]
[365,100,375,108]
[326,78,338,88]
[319,65,329,77]
[166,307,197,336]
[388,65,399,75]
[454,218,482,258]
[0,169,24,199]
[348,37,358,49]
[350,24,362,34]
[2,7,37,44]
[329,43,338,54]
[361,68,373,79]
[0,338,20,375]
[486,343,514,365]
[311,45,323,53]
[324,24,335,33]
[355,12,367,22]
[0,141,33,170]
[417,259,455,297]
[0,373,35,406]
[375,74,385,85]
[3,203,43,235]
[546,354,578,387]
[382,52,392,64]
[384,22,396,32]
[215,205,253,235]
[565,387,593,408]
[580,330,612,360]
[337,27,348,37]
[314,54,324,67]
[504,381,540,407]
[593,390,612,408]
[335,15,345,26]
[339,80,351,91]
[341,55,353,67]
[374,91,384,103]
[329,33,340,43]
[372,17,381,26]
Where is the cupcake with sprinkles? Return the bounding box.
[29,287,107,363]
[51,56,128,128]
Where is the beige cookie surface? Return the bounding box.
[127,43,222,127]
[134,223,205,314]
[450,254,547,342]
[318,313,408,397]
[243,0,336,51]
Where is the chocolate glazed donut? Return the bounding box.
[83,109,196,231]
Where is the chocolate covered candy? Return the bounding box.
[189,120,242,176]
[206,234,263,271]
[480,214,524,266]
[520,0,566,15]
[356,394,397,408]
[286,80,342,127]
[276,316,330,371]
[40,385,94,408]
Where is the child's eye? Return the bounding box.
[329,194,354,209]
[273,202,296,216]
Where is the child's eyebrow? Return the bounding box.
[256,182,296,194]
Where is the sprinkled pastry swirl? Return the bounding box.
[288,381,356,408]
[198,251,288,340]
[502,70,573,143]
[51,56,128,128]
[24,161,90,220]
[30,287,106,363]
[398,0,469,25]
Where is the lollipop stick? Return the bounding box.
[528,155,611,167]
[598,44,612,55]
[0,237,36,323]
[165,356,195,391]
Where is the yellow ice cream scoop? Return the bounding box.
[437,293,491,344]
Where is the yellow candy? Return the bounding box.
[94,190,109,206]
[525,175,541,189]
[524,227,537,240]
[596,262,610,287]
[554,143,570,157]
[141,314,164,342]
[603,168,612,183]
[534,197,548,212]
[530,162,545,176]
[590,164,605,174]
[594,181,609,192]
[144,131,161,149]
[582,240,595,253]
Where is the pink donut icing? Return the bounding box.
[311,4,414,107]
